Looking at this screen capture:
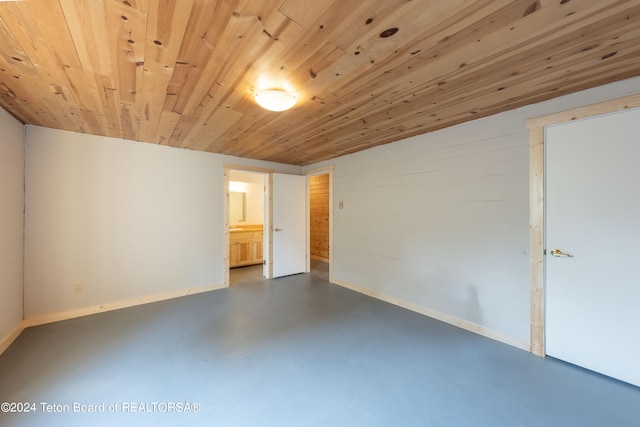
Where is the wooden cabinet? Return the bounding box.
[229,226,263,268]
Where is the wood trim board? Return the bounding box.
[222,163,274,174]
[529,126,545,357]
[267,172,274,279]
[223,167,230,286]
[0,324,25,357]
[526,94,640,129]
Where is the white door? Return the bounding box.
[545,107,640,387]
[272,173,306,278]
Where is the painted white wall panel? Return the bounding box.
[229,170,265,225]
[24,127,298,319]
[305,76,640,346]
[0,107,24,342]
[244,182,266,224]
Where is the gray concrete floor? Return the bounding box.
[1,261,639,426]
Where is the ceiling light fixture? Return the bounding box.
[255,89,297,112]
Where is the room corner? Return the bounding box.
[0,107,26,355]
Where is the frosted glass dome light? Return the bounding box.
[255,89,297,112]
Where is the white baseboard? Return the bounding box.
[0,324,25,356]
[23,282,228,328]
[332,278,530,352]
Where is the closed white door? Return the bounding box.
[272,173,306,278]
[545,107,640,387]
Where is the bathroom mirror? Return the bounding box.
[230,191,246,223]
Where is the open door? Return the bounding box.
[272,173,306,278]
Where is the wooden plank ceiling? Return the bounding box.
[0,0,639,166]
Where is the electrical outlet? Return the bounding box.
[73,283,83,293]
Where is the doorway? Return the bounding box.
[224,165,309,285]
[306,166,333,282]
[225,166,270,286]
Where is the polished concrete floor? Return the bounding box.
[1,261,639,426]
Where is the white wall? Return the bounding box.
[244,183,265,224]
[0,108,24,346]
[24,126,298,321]
[304,76,640,348]
[229,171,265,224]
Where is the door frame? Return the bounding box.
[223,164,274,286]
[304,165,334,282]
[526,94,640,356]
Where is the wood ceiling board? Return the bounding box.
[169,0,244,115]
[26,0,83,70]
[278,0,336,28]
[175,5,257,117]
[0,77,40,125]
[0,0,640,165]
[0,15,36,73]
[139,62,173,141]
[153,109,181,145]
[119,101,139,141]
[184,106,244,151]
[58,0,114,75]
[105,1,147,105]
[144,0,193,68]
[95,73,122,134]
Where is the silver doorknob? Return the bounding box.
[550,249,573,257]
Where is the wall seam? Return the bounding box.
[22,125,26,322]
